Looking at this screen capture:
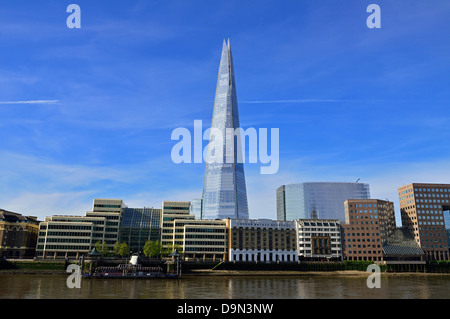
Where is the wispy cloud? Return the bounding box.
[240,99,345,104]
[1,191,94,219]
[0,100,60,105]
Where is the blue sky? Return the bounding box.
[1,0,450,224]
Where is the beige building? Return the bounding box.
[398,183,450,261]
[225,219,298,263]
[36,199,125,259]
[0,209,40,259]
[36,215,107,259]
[160,201,227,260]
[341,199,396,262]
[160,201,194,249]
[86,199,125,246]
[174,219,228,261]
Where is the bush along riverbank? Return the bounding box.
[0,259,68,274]
[1,259,450,274]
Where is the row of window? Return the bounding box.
[298,245,341,248]
[419,221,445,226]
[343,232,381,237]
[38,238,91,243]
[184,247,226,252]
[417,200,449,206]
[298,233,339,238]
[422,244,448,249]
[350,215,379,219]
[344,244,381,248]
[185,234,226,239]
[349,221,380,225]
[343,238,381,242]
[348,204,377,208]
[47,225,91,230]
[185,228,226,233]
[416,193,449,198]
[37,245,90,250]
[415,188,449,193]
[185,241,226,246]
[94,204,121,208]
[163,206,190,210]
[346,250,381,255]
[298,227,340,232]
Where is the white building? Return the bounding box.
[295,219,342,261]
[226,219,298,263]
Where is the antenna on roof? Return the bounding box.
[356,178,360,183]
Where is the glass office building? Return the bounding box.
[443,209,450,250]
[277,182,371,222]
[119,207,161,253]
[190,199,203,220]
[202,39,249,220]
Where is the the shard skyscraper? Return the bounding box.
[201,39,249,220]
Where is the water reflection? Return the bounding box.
[1,274,449,299]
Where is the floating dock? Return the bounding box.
[86,264,178,279]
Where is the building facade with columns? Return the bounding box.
[225,219,298,263]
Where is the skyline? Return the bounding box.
[1,1,450,225]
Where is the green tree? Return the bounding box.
[143,240,163,259]
[95,241,110,256]
[113,241,129,257]
[117,242,129,257]
[113,241,121,256]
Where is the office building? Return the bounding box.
[277,182,370,222]
[173,219,228,261]
[398,183,450,260]
[225,219,298,263]
[295,219,342,261]
[86,199,125,247]
[202,39,249,220]
[341,199,396,261]
[36,215,107,259]
[119,207,162,253]
[190,199,203,220]
[444,209,450,252]
[0,209,40,258]
[36,199,125,259]
[160,201,194,249]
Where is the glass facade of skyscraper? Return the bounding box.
[444,209,450,249]
[119,207,161,253]
[202,39,249,220]
[190,199,203,220]
[277,182,371,222]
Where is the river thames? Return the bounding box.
[1,273,450,299]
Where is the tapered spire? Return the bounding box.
[201,40,249,220]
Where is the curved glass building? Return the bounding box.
[202,39,249,220]
[277,182,371,222]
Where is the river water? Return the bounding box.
[1,274,449,299]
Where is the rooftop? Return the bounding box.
[383,228,425,256]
